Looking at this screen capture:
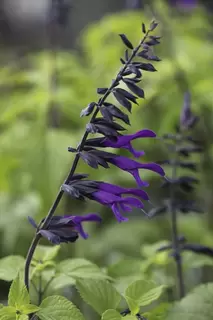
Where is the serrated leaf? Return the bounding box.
[76,279,121,315]
[50,274,76,290]
[166,283,213,320]
[37,295,85,320]
[125,280,165,313]
[19,304,40,314]
[33,245,60,262]
[101,309,122,320]
[8,275,30,308]
[0,306,16,320]
[108,258,142,278]
[57,258,109,281]
[0,256,25,281]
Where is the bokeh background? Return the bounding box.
[1,0,213,309]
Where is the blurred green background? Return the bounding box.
[1,0,213,306]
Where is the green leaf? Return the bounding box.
[76,279,121,315]
[0,256,25,281]
[31,260,56,278]
[33,245,60,262]
[183,251,213,270]
[125,296,139,315]
[37,295,85,320]
[125,280,165,314]
[0,304,4,309]
[8,275,30,308]
[107,258,142,278]
[50,274,76,290]
[19,304,40,314]
[166,283,213,320]
[57,258,109,281]
[144,303,170,320]
[101,309,122,320]
[0,306,16,320]
[17,316,28,320]
[124,316,138,320]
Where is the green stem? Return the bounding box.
[170,144,185,299]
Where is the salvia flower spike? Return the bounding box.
[153,92,202,299]
[24,20,163,291]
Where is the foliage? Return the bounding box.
[1,1,213,320]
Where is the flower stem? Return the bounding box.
[38,273,43,305]
[24,24,152,291]
[170,144,185,299]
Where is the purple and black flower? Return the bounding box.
[78,148,165,187]
[63,180,152,222]
[28,214,102,245]
[85,129,156,158]
[90,191,143,222]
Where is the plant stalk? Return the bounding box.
[170,145,185,299]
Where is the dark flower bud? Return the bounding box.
[177,145,203,157]
[162,176,199,192]
[28,214,102,245]
[80,102,96,117]
[180,92,199,130]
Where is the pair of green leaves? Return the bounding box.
[0,275,39,320]
[0,274,86,320]
[76,278,165,317]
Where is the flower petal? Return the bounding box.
[92,191,123,205]
[138,163,165,176]
[104,129,156,148]
[101,129,155,157]
[127,143,145,158]
[112,203,128,222]
[71,214,102,239]
[131,169,149,187]
[98,182,149,200]
[72,213,102,224]
[122,197,144,208]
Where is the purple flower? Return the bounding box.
[28,214,102,245]
[90,191,144,222]
[86,129,156,158]
[97,182,149,200]
[107,155,165,187]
